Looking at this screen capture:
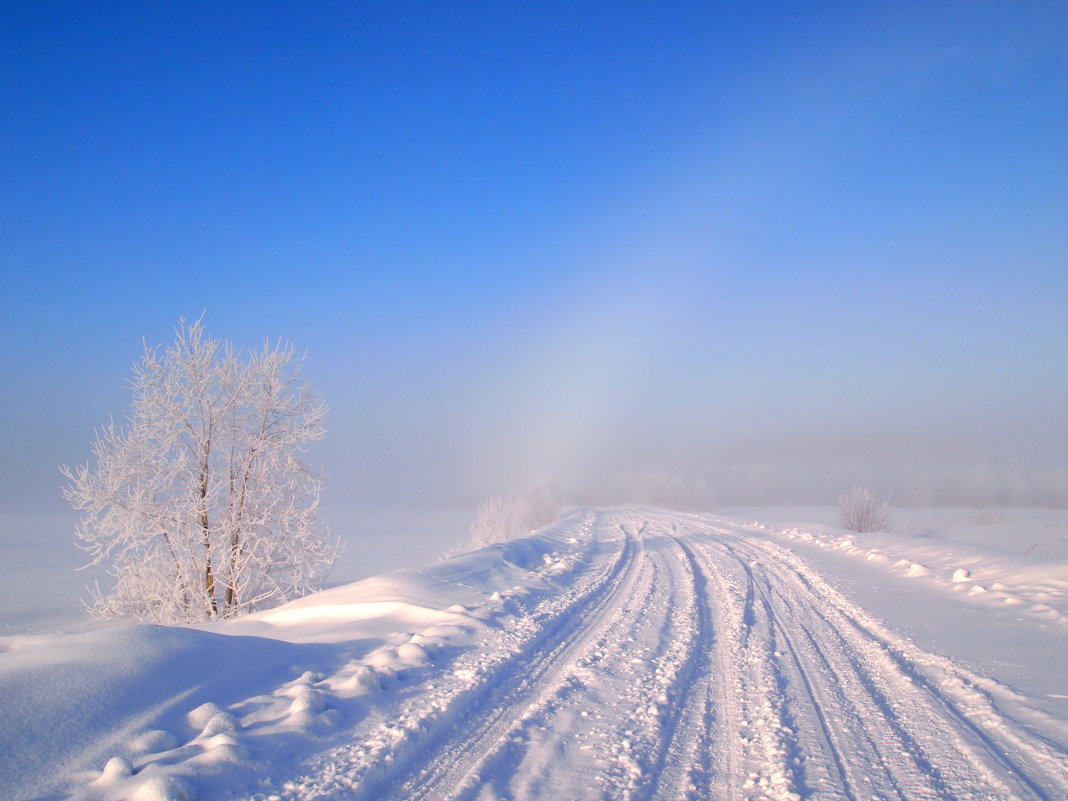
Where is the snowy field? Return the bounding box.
[0,507,472,637]
[1,506,1066,800]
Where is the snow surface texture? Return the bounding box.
[1,507,1066,800]
[771,507,1068,630]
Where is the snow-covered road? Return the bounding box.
[272,509,1068,801]
[5,507,1066,801]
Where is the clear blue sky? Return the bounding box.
[2,1,1066,510]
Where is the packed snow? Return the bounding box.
[1,506,1066,800]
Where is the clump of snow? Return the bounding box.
[186,702,227,731]
[98,757,132,781]
[199,711,241,738]
[345,664,381,695]
[130,774,196,801]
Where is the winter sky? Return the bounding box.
[2,2,1066,511]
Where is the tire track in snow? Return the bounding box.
[386,518,654,801]
[696,535,806,800]
[274,512,640,801]
[646,530,718,801]
[689,517,1068,801]
[602,527,708,801]
[380,518,719,801]
[409,521,712,801]
[467,535,666,801]
[272,508,1068,801]
[759,533,1067,801]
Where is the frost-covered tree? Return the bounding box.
[61,317,338,623]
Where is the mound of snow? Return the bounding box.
[0,625,311,800]
[0,512,596,801]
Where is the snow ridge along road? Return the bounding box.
[270,508,1067,801]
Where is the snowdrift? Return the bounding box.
[0,512,594,801]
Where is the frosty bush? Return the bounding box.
[837,485,891,533]
[469,480,558,548]
[515,479,558,531]
[62,316,338,623]
[469,495,513,547]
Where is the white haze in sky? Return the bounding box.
[1,2,1065,514]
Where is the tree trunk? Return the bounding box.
[199,459,217,617]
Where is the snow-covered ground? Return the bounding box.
[0,506,472,637]
[1,506,1066,800]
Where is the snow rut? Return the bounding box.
[271,512,637,800]
[372,516,714,801]
[380,519,651,801]
[271,509,1067,801]
[686,516,1068,801]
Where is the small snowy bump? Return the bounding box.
[200,711,241,737]
[197,734,249,763]
[367,647,397,667]
[396,642,430,665]
[348,664,380,694]
[132,774,197,801]
[952,568,972,582]
[287,705,341,732]
[99,756,134,781]
[186,702,226,731]
[1029,603,1060,618]
[288,686,327,714]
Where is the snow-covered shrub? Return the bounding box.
[469,495,514,547]
[468,480,558,549]
[837,485,890,533]
[513,479,557,532]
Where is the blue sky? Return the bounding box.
[2,1,1066,510]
